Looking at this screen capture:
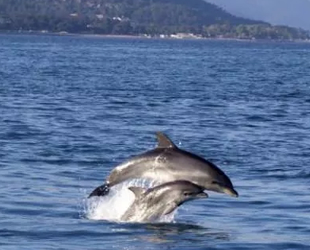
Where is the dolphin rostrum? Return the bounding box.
[121,180,208,222]
[89,132,238,198]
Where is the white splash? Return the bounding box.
[84,179,177,223]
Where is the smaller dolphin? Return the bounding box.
[120,180,208,223]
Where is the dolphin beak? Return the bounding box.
[195,192,209,198]
[222,187,239,197]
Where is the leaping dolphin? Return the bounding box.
[121,180,208,222]
[89,132,238,198]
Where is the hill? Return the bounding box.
[0,0,309,40]
[207,0,310,31]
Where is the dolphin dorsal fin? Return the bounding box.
[128,186,145,198]
[156,132,177,149]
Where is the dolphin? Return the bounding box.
[89,132,238,198]
[121,180,208,222]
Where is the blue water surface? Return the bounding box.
[0,34,310,250]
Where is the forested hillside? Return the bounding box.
[0,0,309,40]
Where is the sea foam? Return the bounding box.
[84,179,177,223]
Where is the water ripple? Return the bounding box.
[1,35,310,250]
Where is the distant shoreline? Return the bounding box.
[1,30,310,43]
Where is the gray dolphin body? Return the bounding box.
[89,132,238,198]
[121,180,208,222]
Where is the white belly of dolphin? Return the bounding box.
[121,201,177,223]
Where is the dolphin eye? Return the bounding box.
[183,191,192,196]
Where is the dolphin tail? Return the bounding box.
[88,183,110,198]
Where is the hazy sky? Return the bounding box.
[207,0,310,30]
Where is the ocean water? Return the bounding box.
[0,34,310,250]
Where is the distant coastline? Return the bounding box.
[1,0,310,42]
[1,30,310,43]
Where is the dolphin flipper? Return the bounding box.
[88,183,110,198]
